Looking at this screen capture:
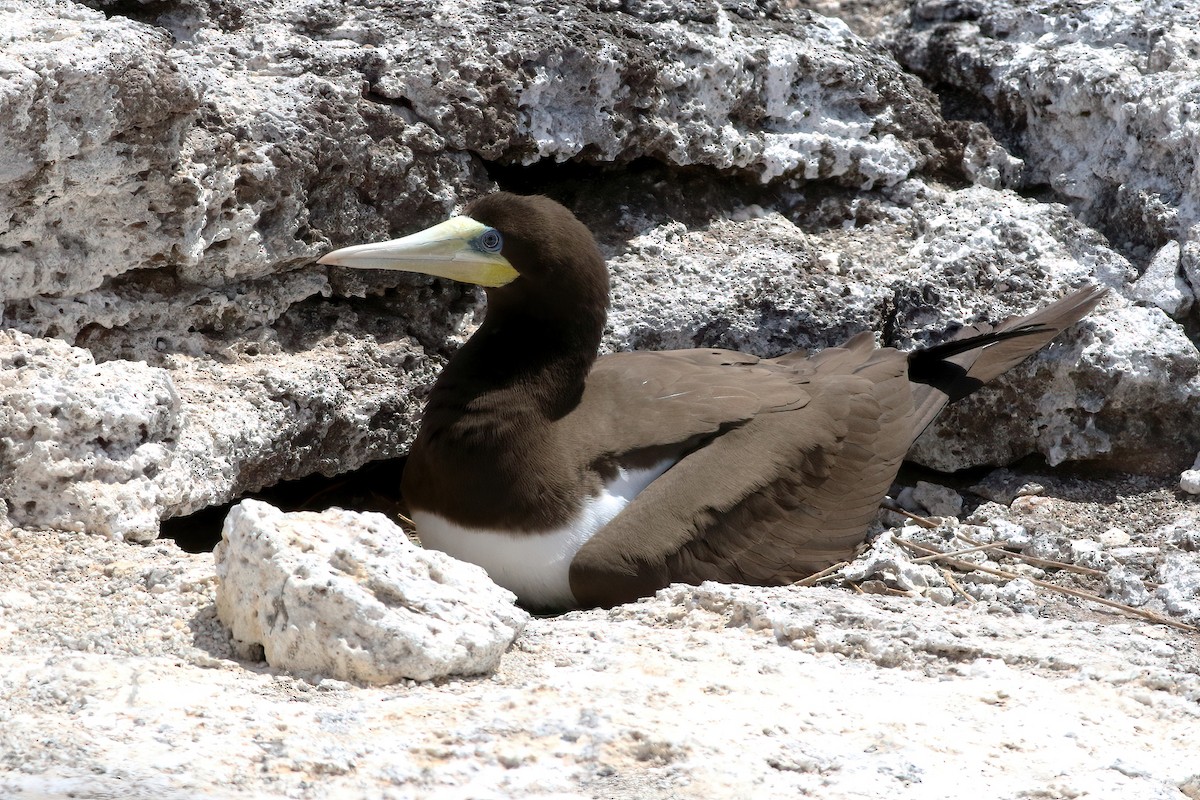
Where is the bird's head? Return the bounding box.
[319,192,609,314]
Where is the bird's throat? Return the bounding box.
[402,306,605,530]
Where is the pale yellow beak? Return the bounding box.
[318,216,518,288]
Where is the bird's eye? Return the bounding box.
[476,228,503,253]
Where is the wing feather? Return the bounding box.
[569,342,915,607]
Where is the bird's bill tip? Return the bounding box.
[318,216,518,288]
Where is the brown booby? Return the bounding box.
[319,193,1105,610]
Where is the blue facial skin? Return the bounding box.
[473,228,504,254]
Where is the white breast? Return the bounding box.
[412,459,674,609]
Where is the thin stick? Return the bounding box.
[910,542,998,563]
[869,585,916,597]
[887,514,1159,587]
[794,561,850,587]
[954,533,1106,579]
[954,533,1164,589]
[882,504,941,529]
[940,567,977,605]
[895,539,1199,634]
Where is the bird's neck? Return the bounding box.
[426,303,605,429]
[403,304,605,530]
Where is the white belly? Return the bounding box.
[411,460,673,609]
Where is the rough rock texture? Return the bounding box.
[1132,240,1192,319]
[0,328,439,540]
[1181,453,1200,496]
[599,181,1199,472]
[2,0,962,310]
[892,0,1200,264]
[0,3,200,300]
[215,500,528,682]
[2,488,1200,798]
[3,1,1200,796]
[1,0,1199,536]
[910,480,963,517]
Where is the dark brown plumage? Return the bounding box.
[320,192,1106,610]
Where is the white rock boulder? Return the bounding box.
[215,500,528,683]
[1131,241,1191,318]
[1180,452,1200,495]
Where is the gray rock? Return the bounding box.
[1,0,1198,541]
[969,468,1045,506]
[3,0,956,320]
[0,328,439,539]
[1106,566,1152,608]
[911,481,964,518]
[215,500,528,683]
[910,297,1200,473]
[2,523,1199,798]
[1180,231,1200,299]
[1068,538,1110,572]
[1155,555,1200,625]
[606,181,1199,472]
[1131,241,1191,318]
[1159,517,1200,551]
[1099,528,1132,547]
[892,0,1200,258]
[0,331,179,541]
[838,530,945,595]
[0,2,200,302]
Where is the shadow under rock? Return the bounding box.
[160,456,411,554]
[486,156,788,250]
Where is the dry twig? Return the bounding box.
[955,533,1103,578]
[895,538,1198,633]
[794,561,850,587]
[939,567,977,605]
[910,542,998,563]
[883,504,941,529]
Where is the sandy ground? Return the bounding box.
[1,470,1199,800]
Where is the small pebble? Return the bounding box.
[912,481,964,518]
[1099,528,1131,547]
[1010,495,1054,515]
[1180,452,1200,495]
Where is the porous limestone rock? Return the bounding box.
[0,330,179,541]
[0,2,200,301]
[968,468,1045,506]
[215,500,528,683]
[1156,555,1200,624]
[910,481,963,518]
[15,462,1200,791]
[1131,241,1192,318]
[2,0,1199,541]
[911,295,1200,473]
[892,0,1200,259]
[0,0,1044,539]
[4,508,1200,799]
[0,328,439,540]
[1181,236,1200,300]
[603,181,1200,473]
[4,0,962,326]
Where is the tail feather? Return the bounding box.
[906,284,1107,442]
